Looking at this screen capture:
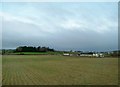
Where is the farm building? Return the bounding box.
[80,52,104,57]
[63,53,70,56]
[63,53,79,56]
[80,52,95,57]
[63,52,104,57]
[98,53,104,57]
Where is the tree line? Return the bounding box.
[16,46,54,52]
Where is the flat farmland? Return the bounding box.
[2,55,118,85]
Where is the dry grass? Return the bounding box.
[0,55,2,86]
[2,55,118,85]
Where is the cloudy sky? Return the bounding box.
[1,2,118,51]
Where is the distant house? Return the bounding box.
[80,52,104,57]
[80,52,94,57]
[63,53,70,56]
[99,53,104,57]
[94,53,104,58]
[63,52,104,57]
[93,53,99,57]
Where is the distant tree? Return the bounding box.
[2,49,5,55]
[40,47,47,52]
[16,47,22,52]
[15,46,54,52]
[37,46,41,52]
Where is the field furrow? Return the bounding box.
[2,55,118,85]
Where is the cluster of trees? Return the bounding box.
[2,49,15,55]
[109,51,120,57]
[103,50,120,57]
[16,46,54,52]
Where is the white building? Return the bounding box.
[80,52,104,58]
[63,53,70,56]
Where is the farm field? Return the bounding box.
[0,55,2,86]
[2,55,118,85]
[9,52,63,55]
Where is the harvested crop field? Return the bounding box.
[2,55,118,85]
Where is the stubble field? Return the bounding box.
[2,55,118,85]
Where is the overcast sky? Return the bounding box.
[0,2,118,51]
